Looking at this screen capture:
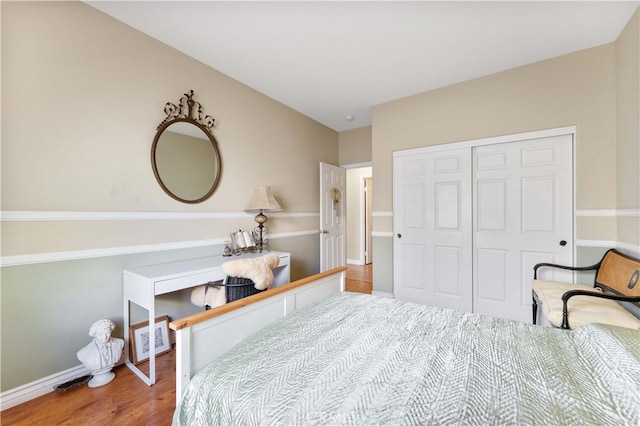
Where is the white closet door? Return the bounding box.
[393,149,473,311]
[473,134,573,322]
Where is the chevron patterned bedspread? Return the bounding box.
[173,292,640,425]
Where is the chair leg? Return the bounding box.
[532,291,538,324]
[561,304,570,329]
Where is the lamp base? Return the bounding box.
[253,210,270,253]
[253,225,269,253]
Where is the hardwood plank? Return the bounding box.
[346,263,372,294]
[1,350,176,426]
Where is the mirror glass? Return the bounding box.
[152,119,221,203]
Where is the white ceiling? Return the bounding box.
[86,1,639,132]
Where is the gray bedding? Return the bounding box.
[173,292,640,425]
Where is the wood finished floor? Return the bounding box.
[1,264,373,425]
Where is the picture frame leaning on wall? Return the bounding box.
[129,315,171,364]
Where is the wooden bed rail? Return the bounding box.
[169,266,347,331]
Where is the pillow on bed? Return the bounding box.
[222,253,280,290]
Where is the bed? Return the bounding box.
[170,267,640,425]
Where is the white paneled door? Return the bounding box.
[393,132,573,322]
[320,162,346,272]
[473,135,573,322]
[393,148,473,312]
[365,177,373,265]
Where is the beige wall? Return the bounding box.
[339,126,372,165]
[373,44,616,213]
[616,9,640,248]
[371,29,638,293]
[1,2,337,256]
[1,2,337,391]
[339,127,372,264]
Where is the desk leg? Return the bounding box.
[149,302,156,385]
[124,297,130,369]
[123,298,156,386]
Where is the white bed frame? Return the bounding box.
[169,266,346,403]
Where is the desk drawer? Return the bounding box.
[155,269,225,295]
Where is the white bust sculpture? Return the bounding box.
[77,319,124,388]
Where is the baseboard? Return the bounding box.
[0,353,137,411]
[372,290,394,299]
[0,364,89,411]
[346,258,364,265]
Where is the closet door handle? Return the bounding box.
[559,240,567,246]
[397,233,402,238]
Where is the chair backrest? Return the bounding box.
[595,249,640,299]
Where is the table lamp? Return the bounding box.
[245,186,282,252]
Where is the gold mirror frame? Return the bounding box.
[151,90,221,204]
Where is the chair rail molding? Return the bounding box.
[575,208,640,217]
[0,211,317,222]
[0,210,320,267]
[0,230,317,267]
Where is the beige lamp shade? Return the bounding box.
[245,186,282,212]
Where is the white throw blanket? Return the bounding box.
[222,253,280,290]
[190,253,281,309]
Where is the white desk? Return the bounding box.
[123,251,290,385]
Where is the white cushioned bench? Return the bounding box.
[532,249,640,330]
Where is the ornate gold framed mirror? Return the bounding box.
[151,90,221,203]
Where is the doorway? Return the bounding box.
[365,177,373,265]
[345,166,372,266]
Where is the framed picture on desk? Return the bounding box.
[130,315,171,364]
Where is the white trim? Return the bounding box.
[359,176,366,266]
[0,364,89,411]
[617,241,640,254]
[572,132,577,267]
[616,209,640,217]
[575,239,617,248]
[566,209,639,217]
[576,209,617,217]
[340,161,372,169]
[372,211,393,217]
[0,230,318,267]
[393,126,577,157]
[576,240,640,255]
[0,211,318,222]
[347,258,364,265]
[372,231,394,238]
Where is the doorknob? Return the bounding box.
[397,233,402,238]
[320,230,329,234]
[559,240,567,246]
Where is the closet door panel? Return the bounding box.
[476,248,508,302]
[434,245,464,297]
[394,149,472,311]
[394,155,430,302]
[477,180,506,230]
[522,177,554,231]
[401,243,426,290]
[435,182,461,229]
[473,135,573,322]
